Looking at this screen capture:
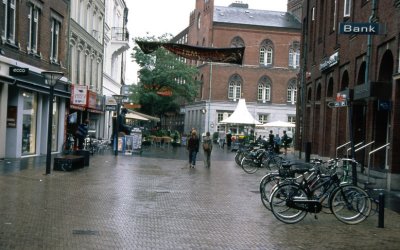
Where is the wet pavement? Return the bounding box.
[1,144,400,249]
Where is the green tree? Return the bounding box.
[130,34,200,117]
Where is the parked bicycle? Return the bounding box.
[269,159,372,224]
[240,146,283,174]
[62,133,75,155]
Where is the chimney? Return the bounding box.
[229,1,249,8]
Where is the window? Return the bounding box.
[289,48,300,68]
[258,114,269,124]
[287,79,297,104]
[330,0,337,31]
[51,19,60,63]
[1,0,16,42]
[287,116,296,133]
[259,40,273,66]
[197,13,201,29]
[217,113,223,123]
[28,4,40,53]
[21,91,37,155]
[228,74,242,100]
[344,0,351,17]
[230,36,244,48]
[257,76,271,102]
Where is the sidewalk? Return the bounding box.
[0,145,400,249]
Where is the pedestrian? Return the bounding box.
[187,130,200,168]
[76,119,89,150]
[274,134,281,154]
[281,130,290,155]
[268,130,274,149]
[226,130,232,148]
[202,131,213,168]
[218,130,226,149]
[118,108,131,135]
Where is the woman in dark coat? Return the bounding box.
[187,130,200,168]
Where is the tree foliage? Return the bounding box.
[130,34,200,117]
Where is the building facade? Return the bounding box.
[0,0,70,158]
[68,0,105,139]
[299,0,400,190]
[174,0,301,138]
[102,0,129,140]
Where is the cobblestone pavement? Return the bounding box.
[0,145,400,249]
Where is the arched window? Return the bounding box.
[230,36,245,48]
[259,40,273,66]
[257,76,271,102]
[287,78,297,104]
[228,74,242,100]
[289,41,300,68]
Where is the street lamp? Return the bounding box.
[112,94,126,156]
[42,71,64,175]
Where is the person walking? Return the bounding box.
[187,130,200,168]
[281,130,290,155]
[218,130,226,149]
[202,131,213,168]
[268,130,274,149]
[76,119,89,150]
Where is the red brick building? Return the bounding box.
[171,0,301,139]
[299,0,400,189]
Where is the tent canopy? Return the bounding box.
[257,120,295,128]
[220,99,261,125]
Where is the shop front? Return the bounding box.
[69,85,104,142]
[0,64,69,159]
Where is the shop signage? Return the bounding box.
[320,52,339,71]
[71,85,87,105]
[339,22,381,35]
[9,67,29,76]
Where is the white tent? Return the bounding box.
[220,99,261,125]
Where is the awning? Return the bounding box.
[127,109,160,122]
[125,113,149,121]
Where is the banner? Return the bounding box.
[136,41,245,65]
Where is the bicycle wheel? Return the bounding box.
[241,157,259,174]
[330,184,372,224]
[235,151,244,166]
[266,156,282,171]
[270,183,308,224]
[260,173,280,210]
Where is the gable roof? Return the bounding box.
[213,6,301,30]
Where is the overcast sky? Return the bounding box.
[125,0,288,84]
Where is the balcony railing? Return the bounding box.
[111,27,129,41]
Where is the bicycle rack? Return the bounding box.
[351,141,375,173]
[366,143,390,185]
[345,141,364,158]
[336,141,351,158]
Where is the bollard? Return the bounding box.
[378,193,385,228]
[305,142,311,163]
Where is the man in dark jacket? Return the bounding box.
[76,119,89,149]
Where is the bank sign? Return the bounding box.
[339,22,381,35]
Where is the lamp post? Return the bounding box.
[42,71,64,175]
[112,94,126,156]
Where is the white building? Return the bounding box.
[102,0,129,140]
